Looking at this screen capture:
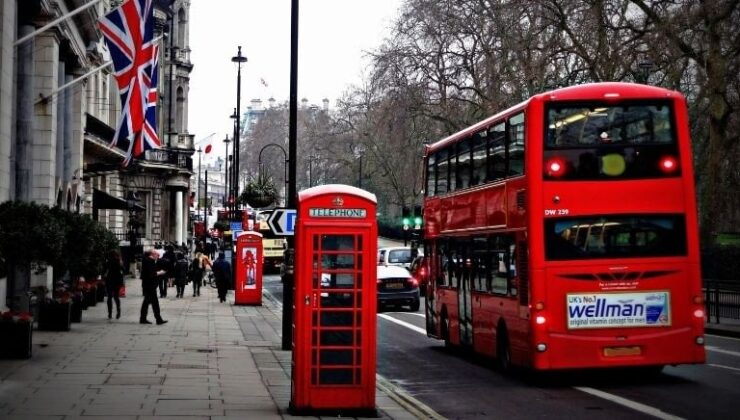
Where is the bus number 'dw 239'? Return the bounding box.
[544,209,569,216]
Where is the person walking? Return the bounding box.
[212,251,232,303]
[163,244,176,290]
[140,248,168,325]
[157,245,173,298]
[189,250,211,297]
[103,249,124,319]
[173,251,189,298]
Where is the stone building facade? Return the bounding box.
[0,0,194,310]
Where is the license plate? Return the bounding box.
[385,282,404,289]
[603,346,642,357]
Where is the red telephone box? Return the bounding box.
[290,185,377,416]
[234,231,263,305]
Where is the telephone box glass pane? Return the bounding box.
[320,311,354,327]
[320,330,353,346]
[321,292,354,308]
[322,235,355,250]
[320,349,353,365]
[319,369,353,385]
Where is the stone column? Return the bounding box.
[32,32,59,206]
[15,25,34,202]
[64,73,73,183]
[175,190,184,245]
[55,62,65,193]
[0,0,17,203]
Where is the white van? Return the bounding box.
[377,246,423,270]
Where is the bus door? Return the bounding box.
[457,240,473,347]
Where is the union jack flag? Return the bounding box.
[99,0,160,165]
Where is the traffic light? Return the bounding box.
[413,205,422,230]
[402,206,411,231]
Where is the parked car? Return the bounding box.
[377,246,423,270]
[377,265,420,312]
[409,255,430,295]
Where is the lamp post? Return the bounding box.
[223,135,231,206]
[196,145,202,238]
[258,143,289,205]
[229,108,238,214]
[231,47,247,214]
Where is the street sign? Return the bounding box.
[230,221,243,234]
[267,208,297,236]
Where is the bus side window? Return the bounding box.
[436,149,449,195]
[487,123,506,181]
[508,113,525,176]
[426,153,436,197]
[456,137,471,190]
[471,130,487,187]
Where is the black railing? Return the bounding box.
[704,280,740,323]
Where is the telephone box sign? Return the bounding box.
[308,208,367,218]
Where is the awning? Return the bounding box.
[92,188,145,220]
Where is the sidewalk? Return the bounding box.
[0,280,424,419]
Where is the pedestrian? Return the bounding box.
[189,249,211,297]
[212,251,232,303]
[103,249,124,319]
[173,251,189,298]
[140,248,168,325]
[163,244,176,289]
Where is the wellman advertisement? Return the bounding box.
[566,291,671,329]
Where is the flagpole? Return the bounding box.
[35,62,111,105]
[15,0,106,47]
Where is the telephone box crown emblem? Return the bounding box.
[332,196,344,207]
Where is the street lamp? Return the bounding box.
[258,143,288,205]
[223,134,231,206]
[229,108,238,213]
[231,46,248,212]
[196,145,202,234]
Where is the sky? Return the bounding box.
[188,0,403,162]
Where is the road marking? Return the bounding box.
[705,333,740,342]
[708,363,740,373]
[705,345,740,357]
[574,387,685,420]
[378,313,427,335]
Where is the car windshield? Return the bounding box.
[388,249,412,264]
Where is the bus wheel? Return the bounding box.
[496,327,512,373]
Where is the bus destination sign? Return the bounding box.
[309,208,367,218]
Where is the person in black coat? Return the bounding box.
[140,249,167,325]
[173,251,189,298]
[212,252,232,303]
[104,249,124,319]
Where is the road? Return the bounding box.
[263,273,740,420]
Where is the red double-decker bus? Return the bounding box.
[423,82,705,371]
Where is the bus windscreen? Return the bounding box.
[545,215,687,260]
[544,102,681,180]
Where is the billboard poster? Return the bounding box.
[566,291,671,329]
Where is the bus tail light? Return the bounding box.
[545,158,566,178]
[696,336,705,345]
[693,309,705,318]
[659,155,679,173]
[535,315,547,325]
[534,301,545,311]
[693,296,704,305]
[536,343,548,352]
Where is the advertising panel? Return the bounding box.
[566,291,671,329]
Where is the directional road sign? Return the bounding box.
[267,208,296,236]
